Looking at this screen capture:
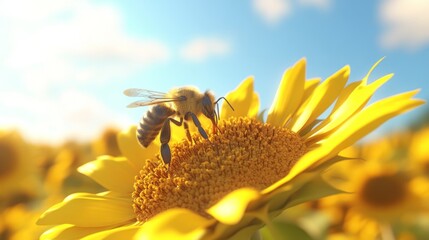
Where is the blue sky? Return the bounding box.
[0,0,428,143]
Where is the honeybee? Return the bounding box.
[124,86,231,165]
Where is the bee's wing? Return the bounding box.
[126,99,184,108]
[123,88,167,98]
[124,88,186,108]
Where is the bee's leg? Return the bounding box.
[183,121,193,144]
[160,117,183,165]
[185,112,208,140]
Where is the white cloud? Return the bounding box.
[252,0,331,24]
[298,0,331,10]
[1,0,170,93]
[379,0,429,50]
[0,0,77,22]
[0,90,132,144]
[253,0,291,24]
[0,0,167,142]
[180,38,231,62]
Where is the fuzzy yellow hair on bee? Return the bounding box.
[124,86,232,165]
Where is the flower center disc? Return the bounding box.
[132,117,307,222]
[358,173,408,208]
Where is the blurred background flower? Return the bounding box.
[0,130,41,210]
[1,0,429,239]
[276,119,429,240]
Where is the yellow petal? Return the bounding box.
[169,116,191,142]
[302,90,422,170]
[135,208,212,240]
[209,174,337,240]
[208,188,261,225]
[37,193,135,227]
[290,66,350,133]
[262,170,316,200]
[97,191,132,199]
[82,225,141,240]
[362,57,385,84]
[302,78,321,103]
[265,144,339,196]
[330,80,362,114]
[78,156,137,194]
[267,59,306,127]
[320,90,424,154]
[306,59,389,139]
[305,73,392,141]
[117,126,159,170]
[248,92,260,118]
[284,78,320,129]
[40,224,115,240]
[221,76,257,119]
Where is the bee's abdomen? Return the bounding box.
[137,105,175,148]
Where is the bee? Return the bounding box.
[124,86,231,165]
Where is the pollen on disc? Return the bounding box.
[132,117,307,222]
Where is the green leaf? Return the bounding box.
[259,220,314,240]
[285,175,344,208]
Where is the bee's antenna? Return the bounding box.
[213,97,234,125]
[214,97,234,111]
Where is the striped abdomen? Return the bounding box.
[137,105,175,147]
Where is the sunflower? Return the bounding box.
[37,59,424,239]
[320,131,429,239]
[0,130,42,208]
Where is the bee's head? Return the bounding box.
[201,91,234,134]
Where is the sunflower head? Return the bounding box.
[37,58,425,240]
[353,166,420,220]
[132,117,307,222]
